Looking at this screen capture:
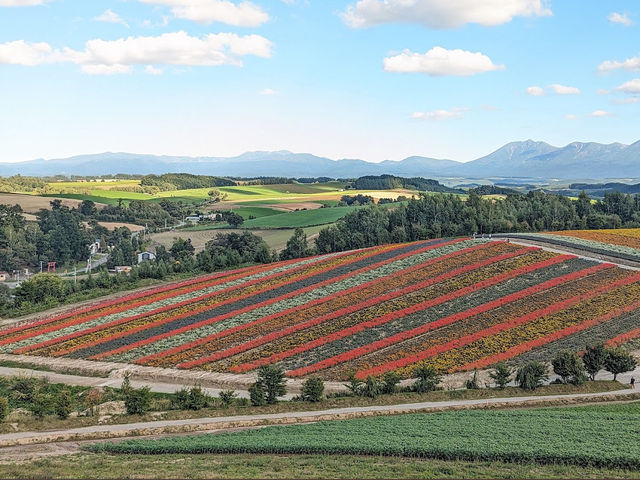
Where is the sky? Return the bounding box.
[0,0,639,164]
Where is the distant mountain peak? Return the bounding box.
[1,139,638,180]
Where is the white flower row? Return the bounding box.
[111,239,484,362]
[1,253,339,353]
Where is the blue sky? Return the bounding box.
[0,0,639,164]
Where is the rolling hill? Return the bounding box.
[2,238,639,380]
[2,139,639,180]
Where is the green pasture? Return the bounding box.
[223,206,359,229]
[47,180,140,190]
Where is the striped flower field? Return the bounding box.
[1,238,640,380]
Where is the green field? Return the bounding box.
[2,453,639,479]
[90,402,640,469]
[227,206,360,229]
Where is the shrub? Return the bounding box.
[465,370,481,390]
[604,347,637,381]
[186,386,210,410]
[55,390,73,419]
[124,386,151,415]
[218,390,237,408]
[583,344,607,381]
[172,388,190,410]
[84,389,103,416]
[120,372,132,395]
[362,376,381,398]
[301,377,324,402]
[515,362,549,391]
[381,372,401,394]
[552,351,587,385]
[30,393,53,419]
[256,365,287,405]
[413,364,441,393]
[344,375,363,396]
[248,382,266,407]
[489,362,512,389]
[0,396,9,421]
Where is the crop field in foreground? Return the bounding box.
[2,238,640,380]
[89,401,640,469]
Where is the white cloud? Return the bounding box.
[95,9,129,27]
[526,86,545,96]
[412,107,468,121]
[613,97,639,105]
[138,0,268,26]
[0,40,52,65]
[259,88,277,95]
[0,0,49,5]
[145,65,163,75]
[0,31,273,74]
[615,78,640,94]
[549,84,580,95]
[597,88,610,95]
[598,55,640,72]
[565,114,578,120]
[342,0,551,29]
[82,64,132,75]
[608,12,633,26]
[383,47,504,76]
[589,110,614,118]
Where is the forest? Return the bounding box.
[315,191,640,253]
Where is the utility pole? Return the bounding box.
[74,266,77,284]
[40,261,43,273]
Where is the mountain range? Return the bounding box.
[2,140,639,180]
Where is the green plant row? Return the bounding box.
[90,403,640,469]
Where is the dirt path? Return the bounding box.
[492,236,640,270]
[0,388,637,449]
[0,366,269,400]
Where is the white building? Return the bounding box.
[137,251,156,263]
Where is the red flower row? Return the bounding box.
[0,262,268,342]
[178,245,527,370]
[288,257,599,377]
[98,238,469,363]
[605,325,640,347]
[460,298,640,370]
[14,245,385,355]
[356,270,640,379]
[226,247,540,373]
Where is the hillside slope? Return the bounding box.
[1,239,639,380]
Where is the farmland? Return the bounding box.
[151,226,326,253]
[23,179,410,208]
[90,402,640,469]
[2,238,639,380]
[500,230,640,263]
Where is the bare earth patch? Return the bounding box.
[266,202,324,212]
[0,194,103,213]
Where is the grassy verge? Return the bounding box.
[0,360,110,378]
[1,453,639,479]
[89,401,640,469]
[0,381,628,434]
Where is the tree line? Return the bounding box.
[314,190,640,253]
